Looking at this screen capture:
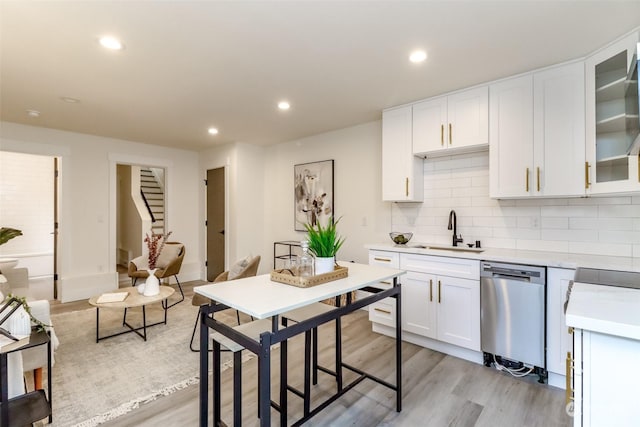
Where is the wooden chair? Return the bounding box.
[128,241,185,307]
[189,255,261,352]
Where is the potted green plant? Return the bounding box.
[303,216,345,274]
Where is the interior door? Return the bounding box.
[206,167,225,281]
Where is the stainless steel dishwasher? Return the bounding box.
[480,261,546,381]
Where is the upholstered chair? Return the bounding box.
[189,255,261,352]
[128,241,185,307]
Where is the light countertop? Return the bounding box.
[566,282,640,340]
[365,242,640,272]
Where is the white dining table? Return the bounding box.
[194,261,405,427]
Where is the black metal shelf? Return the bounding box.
[1,329,52,426]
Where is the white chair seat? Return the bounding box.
[210,319,272,353]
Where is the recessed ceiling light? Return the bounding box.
[409,50,427,63]
[99,36,124,50]
[278,101,290,111]
[60,96,80,103]
[26,110,41,118]
[208,127,219,135]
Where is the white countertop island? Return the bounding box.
[566,283,640,340]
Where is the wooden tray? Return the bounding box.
[270,266,348,288]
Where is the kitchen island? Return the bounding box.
[194,261,406,426]
[566,281,640,426]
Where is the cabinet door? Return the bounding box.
[534,62,586,197]
[436,276,481,351]
[412,97,448,154]
[447,86,489,149]
[546,268,575,376]
[382,106,424,202]
[585,31,640,194]
[402,271,437,338]
[489,75,534,198]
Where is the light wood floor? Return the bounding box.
[51,281,571,426]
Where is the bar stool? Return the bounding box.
[209,318,272,425]
[281,301,341,416]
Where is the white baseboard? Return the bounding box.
[59,272,118,303]
[372,322,484,365]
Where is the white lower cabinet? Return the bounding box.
[573,329,640,426]
[368,250,400,327]
[437,274,481,351]
[546,267,575,388]
[368,250,481,355]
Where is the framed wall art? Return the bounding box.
[294,159,334,231]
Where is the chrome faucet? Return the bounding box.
[447,210,463,247]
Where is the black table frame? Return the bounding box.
[94,299,170,342]
[0,329,52,426]
[198,278,402,426]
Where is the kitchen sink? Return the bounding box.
[410,244,484,253]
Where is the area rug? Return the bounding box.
[46,298,245,427]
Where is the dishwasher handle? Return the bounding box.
[491,273,532,282]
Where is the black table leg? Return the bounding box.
[47,337,52,422]
[95,308,100,343]
[259,332,272,427]
[280,319,288,427]
[1,354,8,427]
[142,305,147,341]
[304,330,311,415]
[395,277,402,412]
[199,310,209,427]
[234,351,242,425]
[213,340,221,426]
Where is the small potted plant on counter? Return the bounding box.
[304,216,345,275]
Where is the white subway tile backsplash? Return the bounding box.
[598,230,640,245]
[391,151,640,258]
[541,217,569,229]
[541,205,598,217]
[569,241,632,257]
[598,204,640,218]
[516,239,569,253]
[541,229,596,242]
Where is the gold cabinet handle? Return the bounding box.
[405,177,409,197]
[438,280,441,303]
[440,124,444,146]
[380,280,391,285]
[374,257,391,262]
[525,168,530,192]
[585,162,590,189]
[536,167,540,192]
[429,279,433,302]
[448,123,452,145]
[374,307,391,315]
[565,351,574,407]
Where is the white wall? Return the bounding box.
[0,122,201,302]
[392,151,640,258]
[262,121,391,268]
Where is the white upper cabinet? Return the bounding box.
[490,62,586,198]
[585,31,640,194]
[382,106,424,202]
[413,86,489,157]
[489,75,534,198]
[533,62,586,197]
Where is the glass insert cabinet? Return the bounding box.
[586,32,640,194]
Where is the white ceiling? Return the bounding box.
[1,1,639,151]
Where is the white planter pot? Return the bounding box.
[315,257,335,275]
[143,268,160,296]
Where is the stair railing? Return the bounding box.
[140,190,156,223]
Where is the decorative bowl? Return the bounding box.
[389,232,413,245]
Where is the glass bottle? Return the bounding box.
[298,240,315,277]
